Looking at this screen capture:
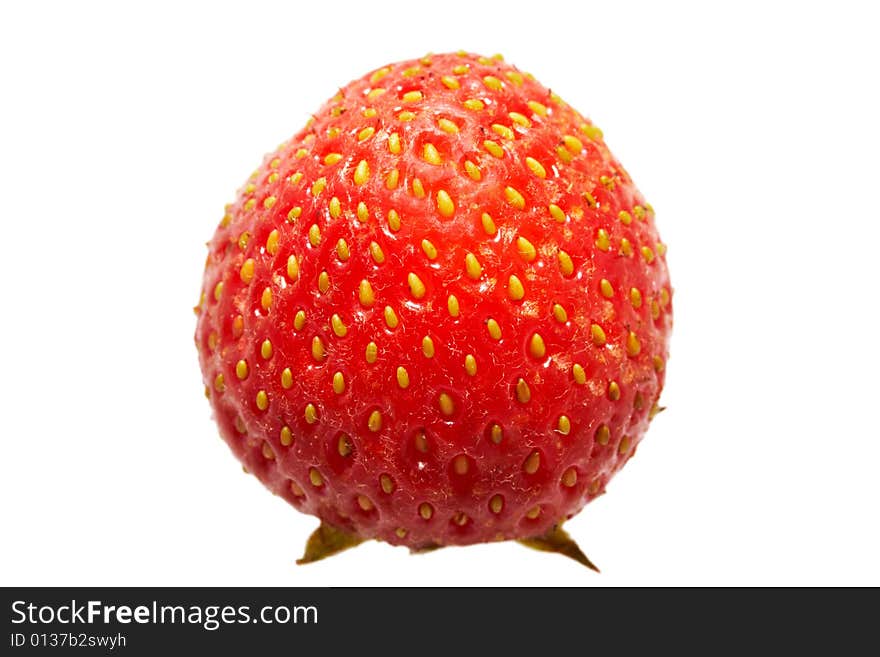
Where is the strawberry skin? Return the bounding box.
[195,52,672,551]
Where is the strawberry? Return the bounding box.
[195,51,672,567]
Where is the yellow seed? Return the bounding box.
[243,198,256,212]
[265,231,280,256]
[438,118,459,133]
[395,528,407,538]
[370,67,390,84]
[332,371,345,394]
[294,309,306,331]
[480,212,496,236]
[421,239,438,260]
[608,381,621,401]
[618,436,632,455]
[583,191,597,207]
[526,506,541,520]
[641,246,655,263]
[237,232,251,250]
[595,425,611,445]
[337,434,352,457]
[324,153,343,166]
[388,132,401,154]
[508,275,525,301]
[308,224,321,247]
[213,373,225,392]
[269,157,280,169]
[334,238,350,262]
[490,424,503,444]
[280,426,293,446]
[309,468,323,487]
[626,331,641,357]
[255,390,269,411]
[516,236,536,261]
[380,474,395,494]
[354,159,370,185]
[509,111,530,127]
[328,196,341,219]
[505,70,524,86]
[529,333,546,359]
[287,206,302,222]
[489,495,504,514]
[367,88,386,100]
[263,196,276,209]
[556,145,572,164]
[305,403,318,424]
[281,367,293,389]
[311,177,326,197]
[408,272,426,300]
[620,238,633,256]
[396,366,410,389]
[367,409,383,433]
[619,210,633,225]
[549,204,566,223]
[465,160,482,181]
[235,360,249,380]
[555,416,572,437]
[358,279,375,307]
[660,288,670,307]
[527,100,548,116]
[657,242,667,257]
[398,110,416,121]
[232,315,244,338]
[465,252,482,279]
[441,75,460,90]
[311,336,326,362]
[438,392,455,416]
[436,190,455,217]
[357,126,376,142]
[483,75,502,90]
[572,363,586,385]
[483,140,504,158]
[523,450,540,474]
[630,288,642,308]
[595,229,611,251]
[464,354,477,376]
[591,324,606,346]
[411,178,425,198]
[331,313,347,338]
[369,241,385,264]
[558,250,574,276]
[580,123,604,140]
[261,287,273,311]
[452,455,470,476]
[213,281,223,301]
[422,336,435,358]
[562,135,583,154]
[516,378,532,404]
[423,143,442,165]
[260,338,273,359]
[525,157,546,178]
[447,294,460,317]
[600,279,614,298]
[240,258,255,284]
[318,271,330,294]
[357,495,374,512]
[452,64,469,74]
[492,123,514,140]
[419,503,434,520]
[402,90,423,103]
[552,303,568,323]
[387,208,401,231]
[383,305,399,329]
[365,341,378,364]
[486,318,502,340]
[633,206,646,220]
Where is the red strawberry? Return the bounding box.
[195,51,671,567]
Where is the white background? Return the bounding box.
[1,1,878,586]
